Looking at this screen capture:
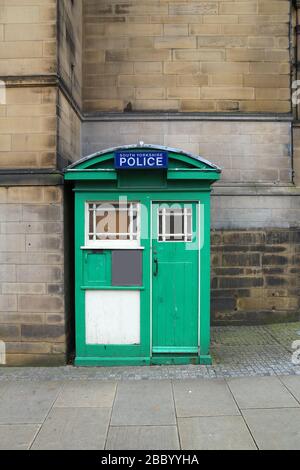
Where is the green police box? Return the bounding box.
[64,144,221,366]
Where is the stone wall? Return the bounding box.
[82,119,292,183]
[211,229,300,324]
[83,0,291,113]
[0,0,56,76]
[293,125,300,186]
[57,90,81,169]
[57,1,83,168]
[0,86,57,170]
[58,0,83,108]
[0,0,83,365]
[0,186,65,365]
[211,193,300,229]
[0,0,57,171]
[0,0,83,172]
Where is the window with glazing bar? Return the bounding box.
[86,202,140,247]
[158,207,192,242]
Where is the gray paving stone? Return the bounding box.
[111,380,176,426]
[173,379,240,417]
[0,382,8,398]
[211,325,278,347]
[31,407,111,450]
[178,416,256,450]
[0,381,62,424]
[279,375,300,404]
[264,323,300,352]
[106,426,180,450]
[54,380,116,408]
[243,408,300,450]
[0,424,39,450]
[227,376,299,409]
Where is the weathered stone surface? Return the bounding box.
[0,424,40,450]
[82,120,292,185]
[0,381,62,424]
[32,407,111,450]
[22,205,62,222]
[54,381,117,408]
[18,295,63,313]
[82,0,290,113]
[0,324,20,341]
[243,409,300,450]
[21,324,65,342]
[106,425,180,450]
[0,186,66,365]
[178,416,256,450]
[0,88,57,171]
[211,229,300,324]
[5,354,66,367]
[173,379,239,417]
[17,266,62,283]
[111,381,176,426]
[227,376,299,409]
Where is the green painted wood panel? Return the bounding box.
[74,192,151,361]
[83,250,111,286]
[152,202,198,352]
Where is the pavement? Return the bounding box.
[0,375,300,450]
[0,322,300,450]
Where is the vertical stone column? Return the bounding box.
[0,0,82,365]
[293,0,300,186]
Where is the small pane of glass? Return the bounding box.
[158,207,192,242]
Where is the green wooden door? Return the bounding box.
[152,202,199,354]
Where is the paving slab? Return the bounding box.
[31,407,111,450]
[178,416,256,450]
[106,426,179,450]
[173,379,239,417]
[0,382,8,398]
[54,380,116,408]
[243,408,300,450]
[279,375,300,404]
[0,381,62,424]
[227,376,299,409]
[0,424,40,450]
[111,380,176,426]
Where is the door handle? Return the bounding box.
[153,258,159,277]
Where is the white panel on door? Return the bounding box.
[85,290,140,345]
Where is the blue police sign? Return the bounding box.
[115,151,168,170]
